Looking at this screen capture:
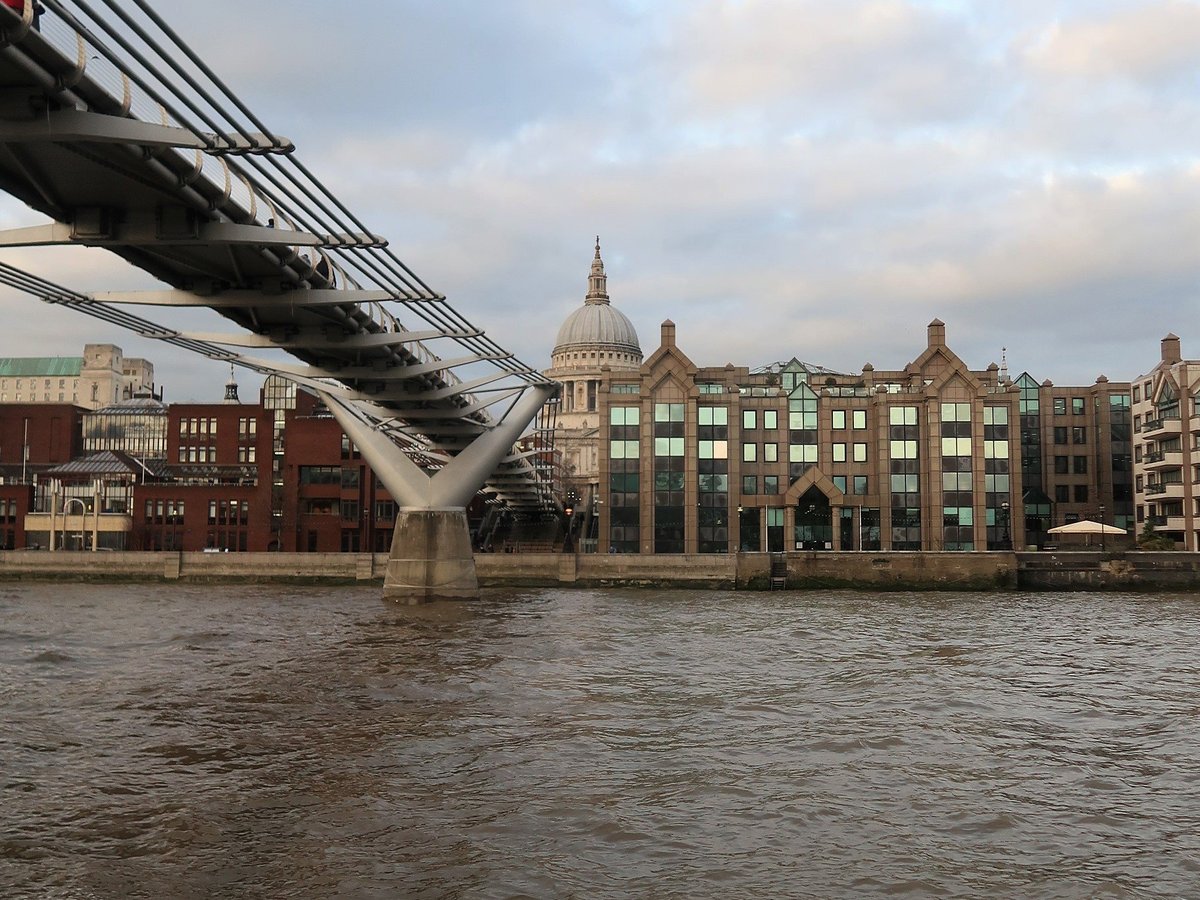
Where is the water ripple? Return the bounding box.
[1,584,1199,898]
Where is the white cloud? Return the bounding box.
[1022,1,1200,85]
[2,0,1198,396]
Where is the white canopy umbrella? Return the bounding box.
[1047,519,1126,535]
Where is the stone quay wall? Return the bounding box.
[1,549,1198,592]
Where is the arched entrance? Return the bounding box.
[795,486,832,550]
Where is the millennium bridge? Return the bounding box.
[0,0,559,601]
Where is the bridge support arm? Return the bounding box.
[429,384,558,508]
[320,384,557,602]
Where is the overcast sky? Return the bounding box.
[2,0,1198,399]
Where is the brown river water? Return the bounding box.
[1,583,1199,899]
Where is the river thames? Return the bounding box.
[2,583,1198,898]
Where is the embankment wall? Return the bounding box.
[2,550,1197,592]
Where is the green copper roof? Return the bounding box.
[0,357,84,377]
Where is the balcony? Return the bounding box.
[1148,514,1189,532]
[1144,451,1183,471]
[1144,481,1185,499]
[1142,414,1182,435]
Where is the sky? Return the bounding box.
[1,0,1198,400]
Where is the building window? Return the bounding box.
[742,443,757,462]
[1054,456,1069,474]
[1053,397,1067,415]
[853,475,868,495]
[1074,485,1089,503]
[1054,426,1067,444]
[1073,456,1088,474]
[763,475,779,495]
[655,402,687,553]
[1072,398,1085,415]
[299,466,341,484]
[890,406,921,549]
[608,405,641,553]
[852,409,867,429]
[940,403,974,551]
[763,410,778,430]
[832,443,846,463]
[832,410,846,430]
[1133,387,1141,403]
[697,404,729,554]
[743,410,757,430]
[832,475,847,493]
[1055,485,1069,502]
[853,443,867,463]
[742,475,757,495]
[788,385,819,478]
[1072,426,1086,444]
[763,443,778,462]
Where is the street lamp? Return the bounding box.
[562,504,575,554]
[1000,500,1011,550]
[1099,503,1106,553]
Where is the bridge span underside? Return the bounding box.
[0,1,559,601]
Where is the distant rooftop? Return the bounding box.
[87,395,168,416]
[0,356,83,378]
[752,358,845,378]
[43,450,157,478]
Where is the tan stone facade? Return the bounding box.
[1131,334,1200,550]
[597,319,1131,554]
[0,343,155,410]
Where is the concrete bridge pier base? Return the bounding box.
[383,508,478,603]
[320,385,558,603]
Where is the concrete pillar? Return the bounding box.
[322,383,557,603]
[383,508,479,603]
[49,490,58,551]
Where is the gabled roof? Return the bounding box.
[43,450,146,477]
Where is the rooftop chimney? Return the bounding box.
[928,318,946,347]
[1161,333,1181,364]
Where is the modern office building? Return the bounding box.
[1130,334,1200,550]
[0,343,156,410]
[596,318,1130,554]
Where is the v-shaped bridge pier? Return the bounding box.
[0,1,562,600]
